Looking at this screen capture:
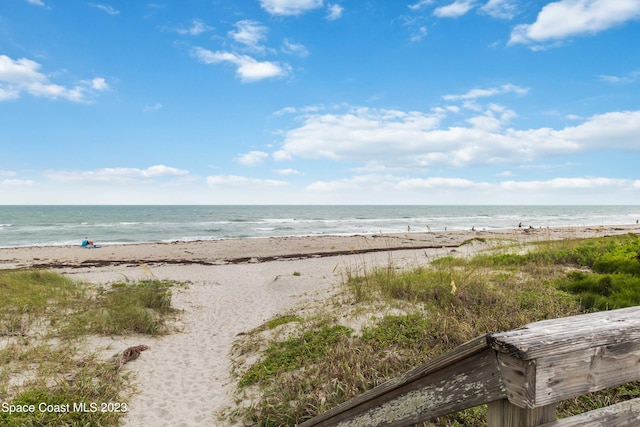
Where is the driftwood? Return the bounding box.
[115,344,150,369]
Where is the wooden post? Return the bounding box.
[488,399,556,427]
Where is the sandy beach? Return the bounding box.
[2,224,639,426]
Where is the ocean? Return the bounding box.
[0,205,639,248]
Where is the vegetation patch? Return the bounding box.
[0,270,181,426]
[226,233,640,426]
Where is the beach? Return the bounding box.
[2,224,640,426]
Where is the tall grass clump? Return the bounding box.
[65,279,178,337]
[0,270,181,426]
[0,270,85,337]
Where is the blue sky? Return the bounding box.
[1,0,639,204]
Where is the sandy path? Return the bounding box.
[61,256,358,426]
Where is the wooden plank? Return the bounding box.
[487,399,556,427]
[533,340,640,406]
[537,397,640,427]
[495,353,537,409]
[300,336,505,427]
[488,306,640,360]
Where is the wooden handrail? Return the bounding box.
[300,306,640,427]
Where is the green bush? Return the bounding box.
[558,271,640,310]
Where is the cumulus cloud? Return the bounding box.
[433,0,476,18]
[274,103,640,169]
[480,0,517,19]
[326,4,344,20]
[259,0,324,16]
[0,55,109,102]
[274,168,303,175]
[228,20,268,50]
[44,165,189,183]
[236,151,269,166]
[90,77,109,90]
[191,47,290,82]
[177,19,213,36]
[509,0,640,46]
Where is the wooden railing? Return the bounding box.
[300,306,640,427]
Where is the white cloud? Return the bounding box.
[480,0,517,19]
[466,104,517,131]
[509,0,640,46]
[0,87,20,101]
[206,175,287,187]
[90,77,109,91]
[177,19,213,36]
[228,20,268,50]
[1,178,37,187]
[598,70,640,83]
[45,165,189,183]
[0,55,109,102]
[409,0,435,11]
[434,0,476,18]
[259,0,324,16]
[282,39,309,57]
[305,174,640,203]
[410,26,428,42]
[26,0,45,6]
[236,151,269,166]
[274,104,640,169]
[274,168,303,175]
[499,177,634,191]
[191,47,290,82]
[144,103,163,112]
[326,4,344,20]
[558,110,640,150]
[90,3,120,15]
[443,83,529,101]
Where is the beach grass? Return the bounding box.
[227,233,640,426]
[0,270,181,426]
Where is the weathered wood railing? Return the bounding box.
[300,306,640,427]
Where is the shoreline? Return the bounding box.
[2,224,640,426]
[2,224,639,271]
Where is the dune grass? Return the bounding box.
[226,233,640,426]
[0,270,181,426]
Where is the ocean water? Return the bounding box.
[0,205,639,248]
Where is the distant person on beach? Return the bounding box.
[81,237,95,248]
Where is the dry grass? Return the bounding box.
[0,270,182,426]
[224,234,640,426]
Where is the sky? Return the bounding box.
[1,0,639,205]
